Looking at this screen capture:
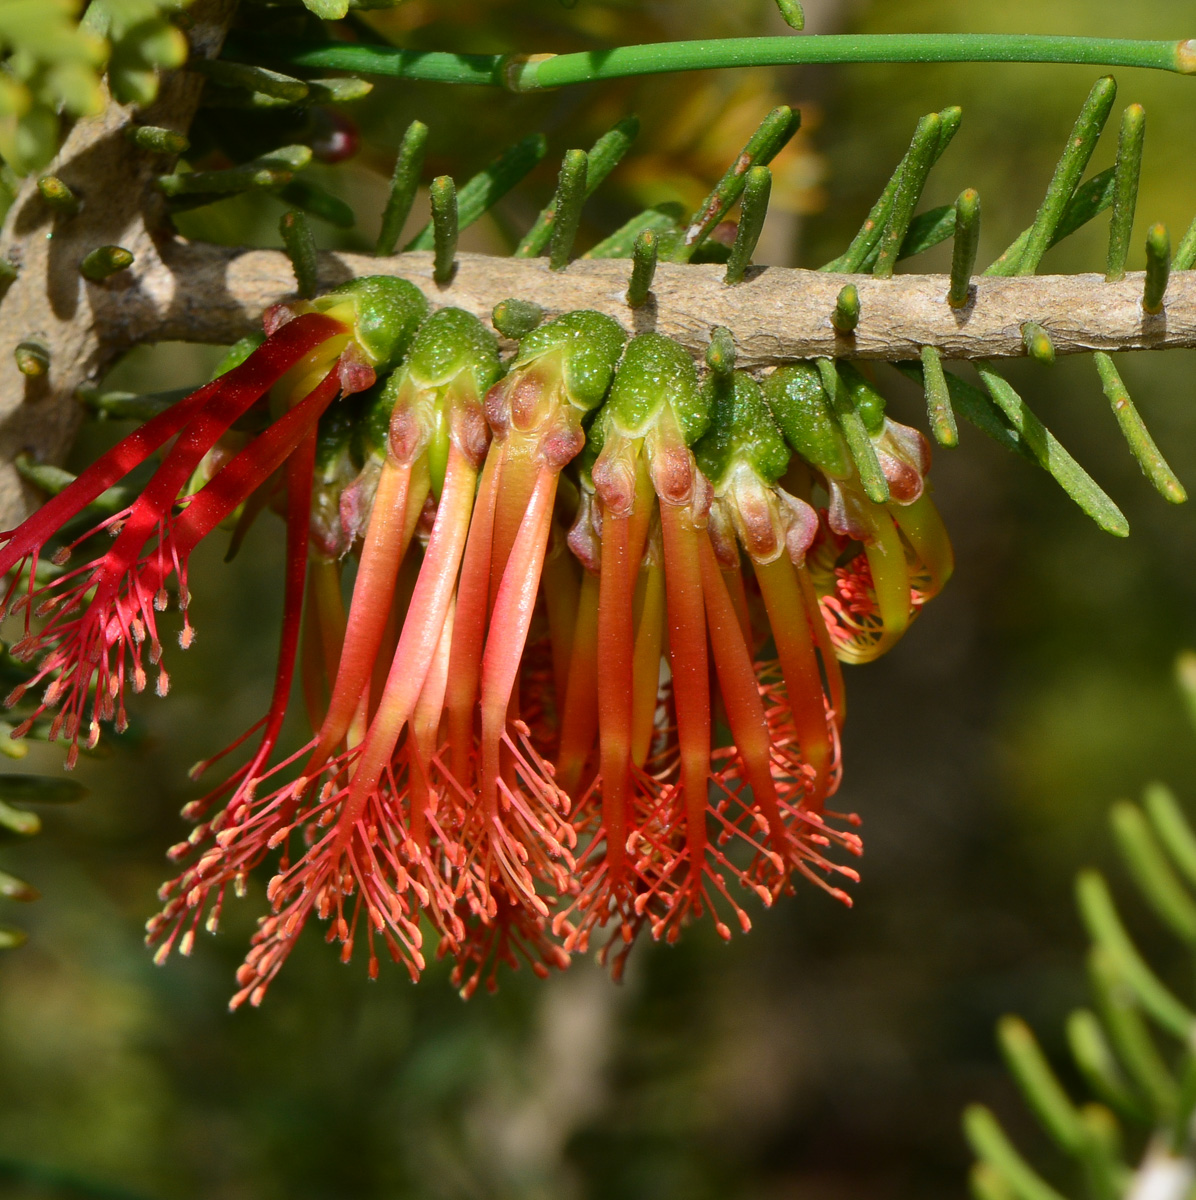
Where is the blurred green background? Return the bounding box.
[4,0,1196,1196]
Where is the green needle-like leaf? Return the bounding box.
[823,106,961,273]
[1143,782,1196,889]
[1077,871,1194,1040]
[377,120,428,256]
[873,112,942,278]
[1066,1009,1151,1125]
[516,116,639,258]
[997,1015,1086,1153]
[976,365,1128,537]
[817,360,889,504]
[406,134,547,251]
[988,76,1118,276]
[1107,104,1145,282]
[626,229,658,308]
[0,801,39,836]
[724,165,771,284]
[676,106,799,262]
[1093,353,1186,504]
[1088,945,1178,1118]
[1110,801,1196,945]
[919,347,957,447]
[963,1106,1068,1200]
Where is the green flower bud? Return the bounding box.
[516,309,626,412]
[763,363,852,480]
[694,371,790,492]
[316,276,430,372]
[405,307,501,395]
[605,332,705,444]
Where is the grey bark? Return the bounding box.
[0,0,237,528]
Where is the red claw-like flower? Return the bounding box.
[5,287,952,1005]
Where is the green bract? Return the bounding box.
[763,363,853,480]
[516,309,626,411]
[318,276,430,371]
[605,332,705,444]
[695,371,790,490]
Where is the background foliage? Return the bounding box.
[3,0,1196,1197]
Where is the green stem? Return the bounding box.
[240,34,1196,89]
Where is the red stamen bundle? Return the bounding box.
[0,282,955,1004]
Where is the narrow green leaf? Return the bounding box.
[406,134,547,251]
[1107,104,1145,282]
[963,1106,1068,1200]
[516,116,640,258]
[950,189,981,307]
[626,229,658,307]
[1066,1009,1151,1125]
[376,119,428,256]
[1088,946,1177,1119]
[1093,353,1186,504]
[0,801,38,836]
[976,364,1128,537]
[919,346,958,447]
[817,359,888,503]
[987,76,1118,276]
[1077,871,1194,1039]
[997,1015,1086,1153]
[724,164,771,284]
[1143,222,1170,313]
[1110,801,1196,945]
[874,112,942,278]
[549,149,589,271]
[1143,781,1196,889]
[676,105,799,262]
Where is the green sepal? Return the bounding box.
[605,332,705,444]
[694,371,790,491]
[836,361,887,435]
[763,363,852,479]
[516,310,626,413]
[212,332,266,379]
[316,276,430,371]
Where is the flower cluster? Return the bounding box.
[0,284,952,1004]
